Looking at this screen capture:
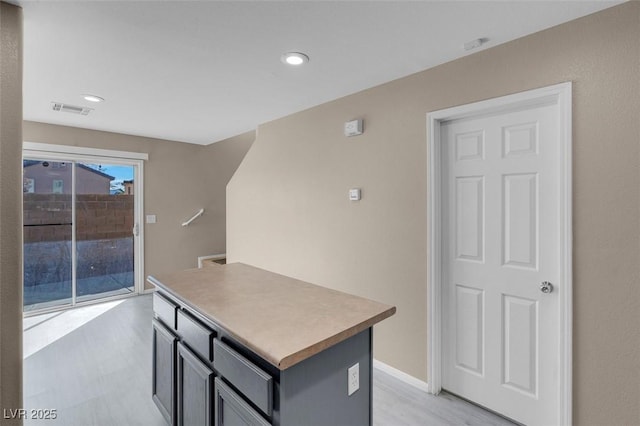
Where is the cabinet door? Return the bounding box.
[153,319,177,425]
[177,342,214,426]
[214,378,270,426]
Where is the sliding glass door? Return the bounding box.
[23,156,142,312]
[23,160,73,310]
[75,162,136,303]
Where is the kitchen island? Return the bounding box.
[148,262,395,426]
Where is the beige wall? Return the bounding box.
[227,3,640,425]
[23,122,254,287]
[0,2,23,424]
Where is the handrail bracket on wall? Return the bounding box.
[182,208,204,227]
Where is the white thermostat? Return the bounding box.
[349,188,361,201]
[344,119,363,137]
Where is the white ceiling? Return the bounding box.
[18,1,622,145]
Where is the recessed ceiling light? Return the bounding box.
[281,52,309,66]
[82,94,105,103]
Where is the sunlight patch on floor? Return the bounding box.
[23,300,125,359]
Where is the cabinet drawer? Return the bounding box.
[153,292,178,330]
[177,309,215,362]
[213,339,273,417]
[214,377,270,426]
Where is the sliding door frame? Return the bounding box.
[23,142,148,315]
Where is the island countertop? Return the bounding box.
[147,262,396,370]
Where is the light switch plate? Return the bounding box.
[146,214,157,224]
[349,188,361,201]
[344,119,363,137]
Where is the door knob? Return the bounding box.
[540,281,554,294]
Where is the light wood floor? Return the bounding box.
[23,295,515,426]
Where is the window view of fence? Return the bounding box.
[23,160,136,312]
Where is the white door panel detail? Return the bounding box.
[502,294,538,397]
[456,176,484,262]
[503,173,538,270]
[456,130,484,161]
[455,285,484,376]
[502,121,538,158]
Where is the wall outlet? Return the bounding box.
[348,363,359,396]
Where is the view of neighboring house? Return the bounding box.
[23,160,114,194]
[123,179,134,195]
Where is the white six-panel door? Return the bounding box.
[441,102,560,425]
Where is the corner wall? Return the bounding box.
[227,3,640,424]
[0,2,23,424]
[23,122,254,287]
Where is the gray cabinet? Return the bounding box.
[152,289,372,426]
[152,319,177,425]
[177,342,214,426]
[214,378,270,426]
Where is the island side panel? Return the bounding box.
[278,329,372,426]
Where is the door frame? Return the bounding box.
[426,82,572,425]
[23,142,148,313]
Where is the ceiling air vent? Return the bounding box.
[51,102,93,116]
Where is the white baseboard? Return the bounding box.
[373,359,429,393]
